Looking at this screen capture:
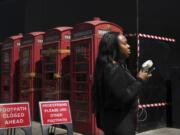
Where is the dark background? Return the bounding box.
[0,0,179,64]
[0,0,180,128]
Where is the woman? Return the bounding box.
[93,32,152,135]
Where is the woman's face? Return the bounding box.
[118,34,131,58]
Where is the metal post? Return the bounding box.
[41,123,73,135]
[64,123,73,135]
[0,129,5,135]
[21,126,32,135]
[41,125,52,135]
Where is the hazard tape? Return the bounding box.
[139,33,176,42]
[138,102,169,109]
[125,33,176,42]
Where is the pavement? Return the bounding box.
[1,122,180,135]
[1,121,82,135]
[137,128,180,135]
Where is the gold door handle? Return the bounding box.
[53,73,61,79]
[24,72,36,78]
[57,49,71,54]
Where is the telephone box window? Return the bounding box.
[75,63,87,72]
[44,56,56,63]
[21,49,30,73]
[76,73,87,81]
[75,112,89,122]
[76,83,87,91]
[2,52,10,72]
[45,64,56,72]
[46,73,55,80]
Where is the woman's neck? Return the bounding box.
[119,58,126,65]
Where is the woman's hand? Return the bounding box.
[137,70,152,81]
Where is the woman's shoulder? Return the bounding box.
[104,62,123,76]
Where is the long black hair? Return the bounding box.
[93,32,123,114]
[96,32,122,66]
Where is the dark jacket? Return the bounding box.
[94,62,144,135]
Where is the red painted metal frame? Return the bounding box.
[41,27,72,101]
[0,34,22,103]
[19,32,44,120]
[70,18,123,135]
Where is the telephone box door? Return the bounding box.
[42,43,59,100]
[1,50,11,102]
[19,47,35,115]
[71,39,94,134]
[20,47,31,91]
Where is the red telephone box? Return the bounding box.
[19,32,44,120]
[1,34,22,102]
[41,27,72,101]
[71,18,123,135]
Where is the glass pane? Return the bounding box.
[45,64,56,72]
[3,52,10,63]
[46,73,54,80]
[75,63,87,72]
[76,83,87,91]
[76,73,87,81]
[22,57,30,65]
[20,63,30,73]
[20,49,30,73]
[22,49,30,57]
[44,56,56,63]
[21,80,30,89]
[76,54,88,62]
[2,52,10,72]
[2,64,10,72]
[74,93,88,102]
[75,112,89,122]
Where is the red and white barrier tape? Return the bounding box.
[139,33,176,42]
[138,102,169,109]
[125,33,176,42]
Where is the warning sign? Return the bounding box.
[0,103,31,129]
[39,100,72,125]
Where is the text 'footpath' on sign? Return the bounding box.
[0,103,31,129]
